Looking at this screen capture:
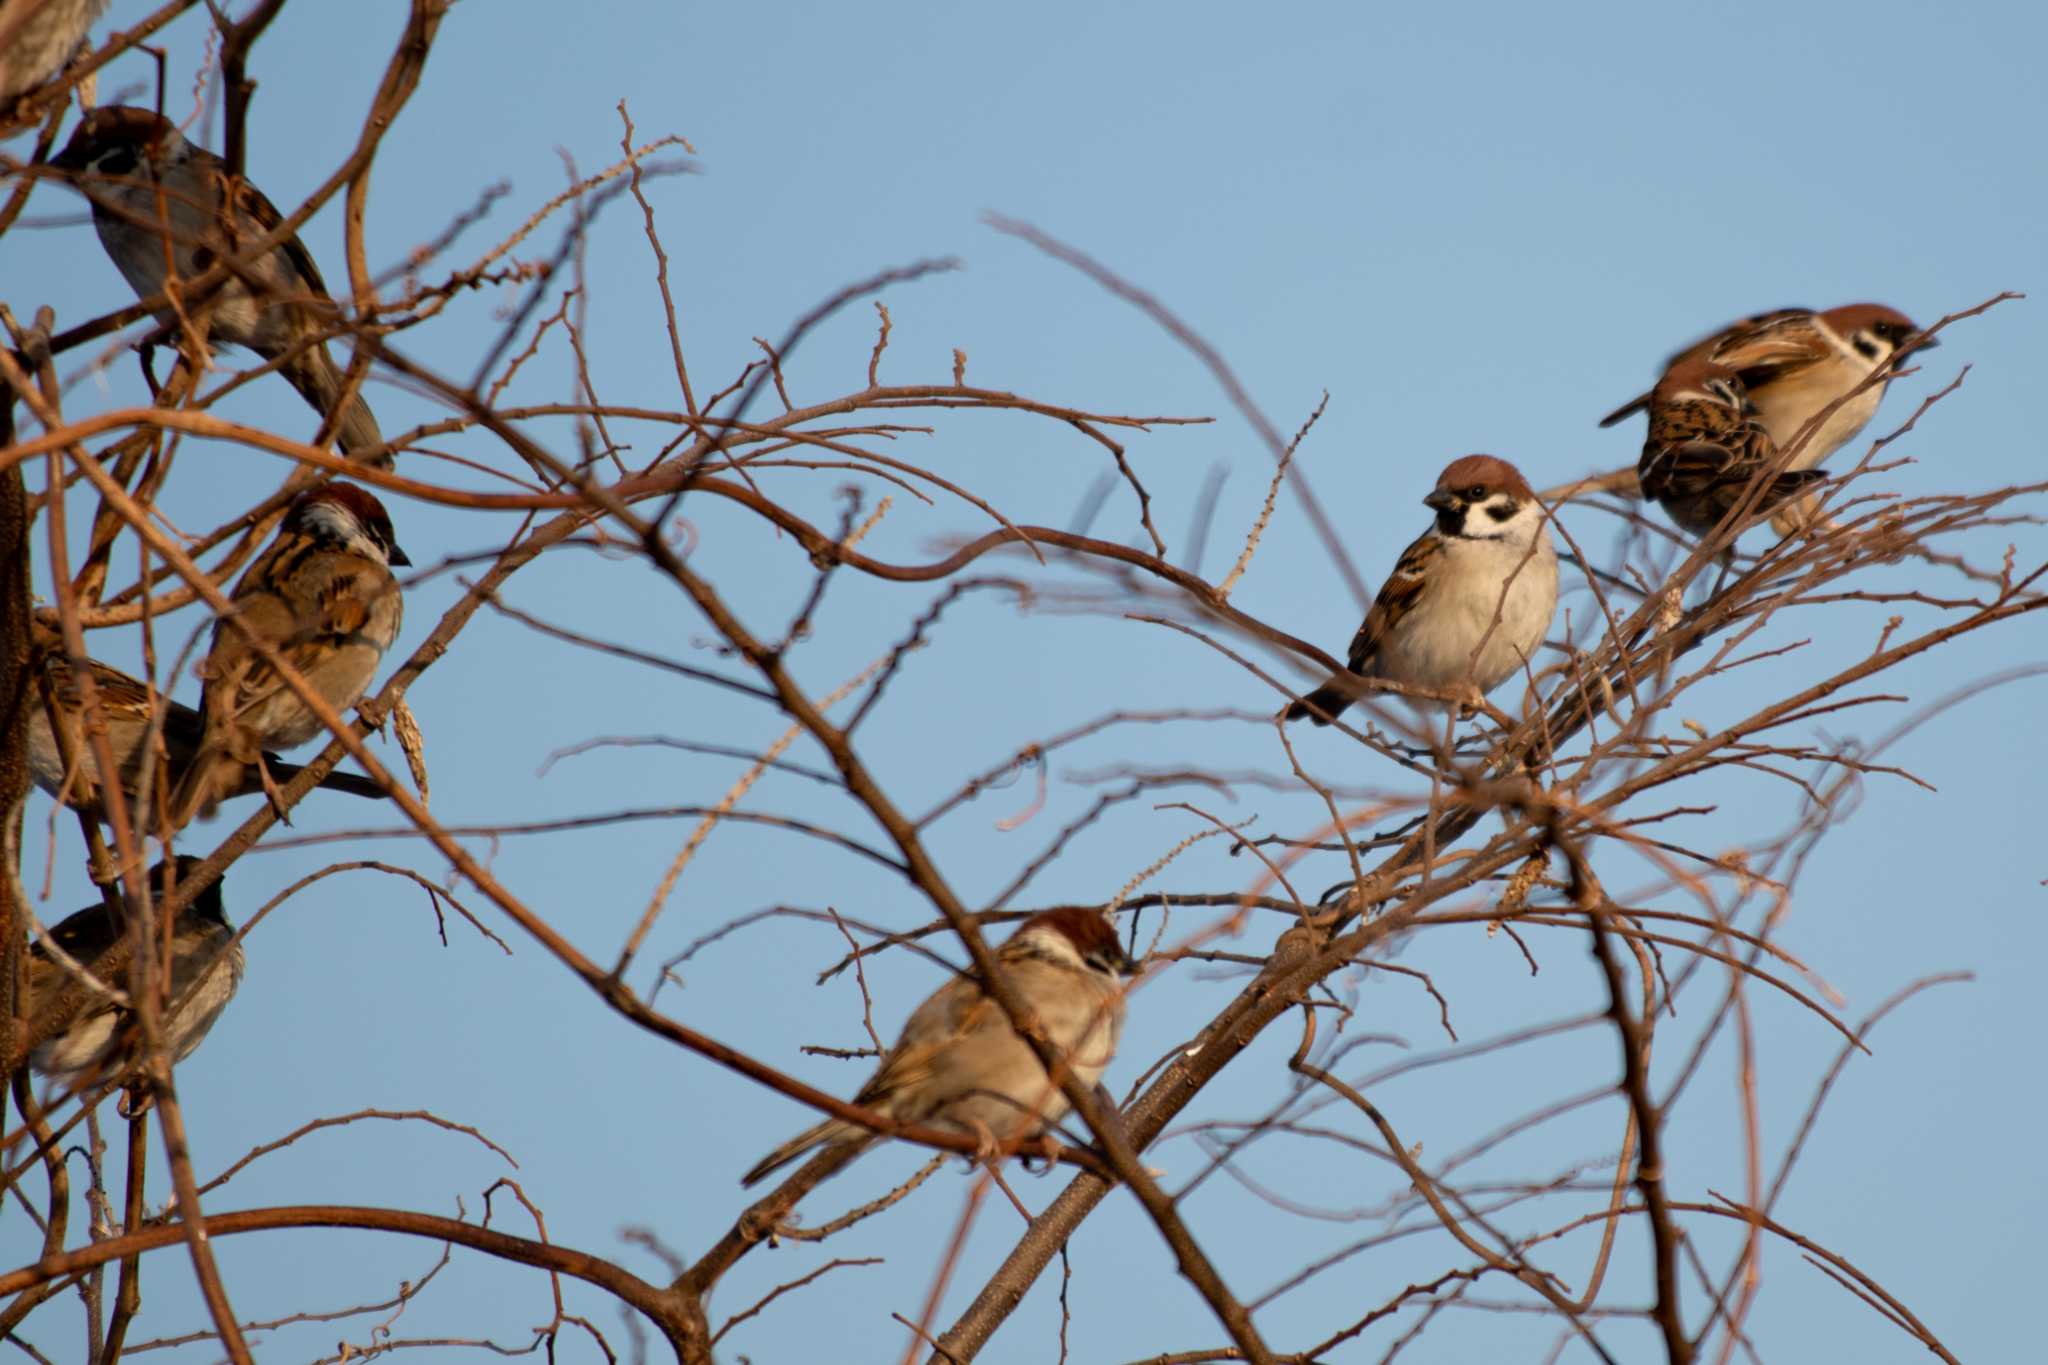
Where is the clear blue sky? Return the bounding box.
[5,1,2043,1360]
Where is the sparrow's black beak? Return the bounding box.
[1908,332,1940,353]
[1422,488,1458,512]
[388,543,413,568]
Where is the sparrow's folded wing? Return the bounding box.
[1604,308,1815,428]
[1347,529,1440,673]
[224,170,335,308]
[1702,313,1834,387]
[852,976,995,1111]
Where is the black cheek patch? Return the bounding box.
[1853,336,1880,360]
[1485,502,1518,524]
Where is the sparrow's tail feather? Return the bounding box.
[167,748,236,829]
[740,1119,871,1188]
[1283,680,1353,726]
[260,755,391,801]
[283,347,387,466]
[1759,468,1830,504]
[1597,393,1651,428]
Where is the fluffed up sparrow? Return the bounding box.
[0,0,107,105]
[170,482,408,827]
[27,857,243,1083]
[29,647,390,823]
[1286,455,1558,726]
[741,907,1137,1188]
[47,105,386,461]
[1637,357,1829,545]
[1600,304,1935,533]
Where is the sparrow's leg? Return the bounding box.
[964,1118,1002,1170]
[1018,1132,1067,1174]
[1708,549,1737,600]
[116,1077,157,1119]
[254,758,294,826]
[136,338,166,401]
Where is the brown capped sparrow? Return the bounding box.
[741,907,1137,1187]
[1600,304,1934,533]
[1286,455,1558,725]
[1637,356,1830,544]
[169,482,408,827]
[29,647,390,823]
[47,105,386,460]
[27,857,243,1082]
[0,0,106,104]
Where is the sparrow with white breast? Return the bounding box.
[1637,357,1830,544]
[1285,455,1558,726]
[741,907,1137,1188]
[1600,304,1935,533]
[26,858,243,1083]
[47,105,386,461]
[169,482,408,827]
[29,648,391,823]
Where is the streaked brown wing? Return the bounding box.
[227,171,334,306]
[1347,529,1439,672]
[1605,309,1817,428]
[1662,308,1813,371]
[853,977,997,1109]
[1700,312,1831,386]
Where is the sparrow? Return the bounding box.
[169,482,408,827]
[1285,455,1558,726]
[0,0,107,105]
[28,647,390,823]
[740,907,1137,1188]
[26,857,243,1083]
[1599,304,1935,532]
[46,105,386,461]
[1637,357,1829,543]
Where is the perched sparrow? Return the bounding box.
[1600,304,1935,532]
[0,0,107,104]
[1637,357,1830,543]
[1286,456,1558,726]
[47,106,386,460]
[169,482,408,826]
[27,857,243,1083]
[29,648,390,822]
[741,907,1137,1188]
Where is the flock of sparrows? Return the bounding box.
[20,107,409,1100]
[1286,303,1933,726]
[13,98,1936,1190]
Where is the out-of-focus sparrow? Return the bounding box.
[1637,356,1830,544]
[27,857,243,1083]
[741,907,1137,1188]
[1285,455,1558,726]
[169,482,408,826]
[29,648,391,822]
[0,0,106,104]
[47,105,386,460]
[1600,304,1935,532]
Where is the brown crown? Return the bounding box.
[1820,302,1919,334]
[1654,354,1742,395]
[55,106,177,162]
[292,482,406,564]
[1434,454,1532,499]
[1019,906,1123,958]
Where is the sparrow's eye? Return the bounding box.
[1465,486,1487,501]
[96,147,138,177]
